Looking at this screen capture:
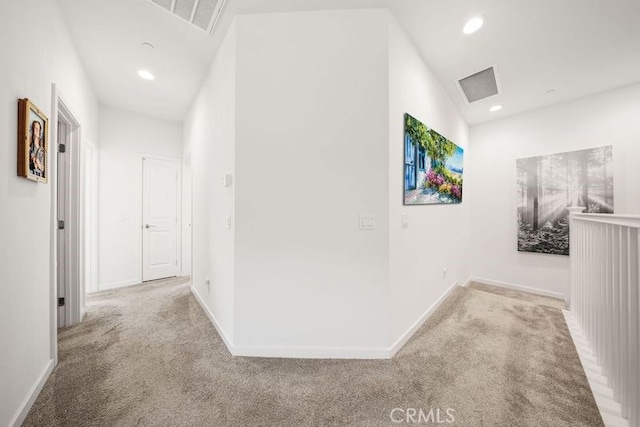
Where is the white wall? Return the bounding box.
[233,10,391,353]
[387,17,471,345]
[183,20,237,342]
[186,9,475,357]
[470,83,640,299]
[98,105,182,290]
[0,1,98,425]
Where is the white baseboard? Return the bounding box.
[191,282,461,360]
[232,344,389,359]
[97,278,140,291]
[9,359,54,427]
[190,285,391,359]
[388,281,459,358]
[469,276,564,300]
[563,310,628,427]
[461,276,473,287]
[190,285,234,354]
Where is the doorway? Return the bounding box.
[55,97,82,330]
[50,84,85,368]
[57,119,68,327]
[142,157,180,282]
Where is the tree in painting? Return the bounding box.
[516,146,613,255]
[404,114,464,205]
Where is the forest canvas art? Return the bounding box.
[517,146,613,255]
[403,113,464,205]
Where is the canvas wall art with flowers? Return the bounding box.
[403,113,463,205]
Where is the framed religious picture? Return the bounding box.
[18,98,49,183]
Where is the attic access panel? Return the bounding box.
[147,0,226,35]
[457,66,500,103]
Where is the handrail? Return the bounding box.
[572,212,640,229]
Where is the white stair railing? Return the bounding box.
[564,208,640,427]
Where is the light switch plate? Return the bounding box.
[222,173,233,187]
[360,215,375,230]
[401,214,409,228]
[225,215,232,229]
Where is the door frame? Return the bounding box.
[84,140,99,295]
[141,155,182,282]
[49,84,85,365]
[181,152,192,277]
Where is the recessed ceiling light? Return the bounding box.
[489,105,503,112]
[463,17,484,35]
[138,70,155,81]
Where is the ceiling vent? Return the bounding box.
[457,66,501,103]
[147,0,227,35]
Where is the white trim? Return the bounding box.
[232,344,389,360]
[181,153,193,277]
[58,93,83,328]
[389,281,459,358]
[49,89,59,365]
[573,213,640,220]
[469,276,565,300]
[573,213,640,229]
[563,311,629,427]
[98,278,141,291]
[191,282,462,360]
[461,276,473,287]
[50,84,85,365]
[190,285,234,352]
[8,359,54,427]
[190,285,389,359]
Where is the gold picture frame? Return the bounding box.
[18,98,49,183]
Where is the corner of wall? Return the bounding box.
[386,13,472,350]
[7,359,54,427]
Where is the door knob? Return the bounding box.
[145,224,156,229]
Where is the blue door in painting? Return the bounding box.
[405,134,416,190]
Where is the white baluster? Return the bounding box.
[605,224,612,386]
[567,213,640,425]
[612,225,621,402]
[629,229,639,426]
[621,228,629,418]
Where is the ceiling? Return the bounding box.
[56,0,640,125]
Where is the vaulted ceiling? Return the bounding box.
[57,0,640,124]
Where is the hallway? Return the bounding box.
[24,280,602,426]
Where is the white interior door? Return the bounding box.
[143,158,179,282]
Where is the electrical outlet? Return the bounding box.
[225,215,232,229]
[205,279,210,292]
[443,267,448,277]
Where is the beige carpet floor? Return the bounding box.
[24,278,603,426]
